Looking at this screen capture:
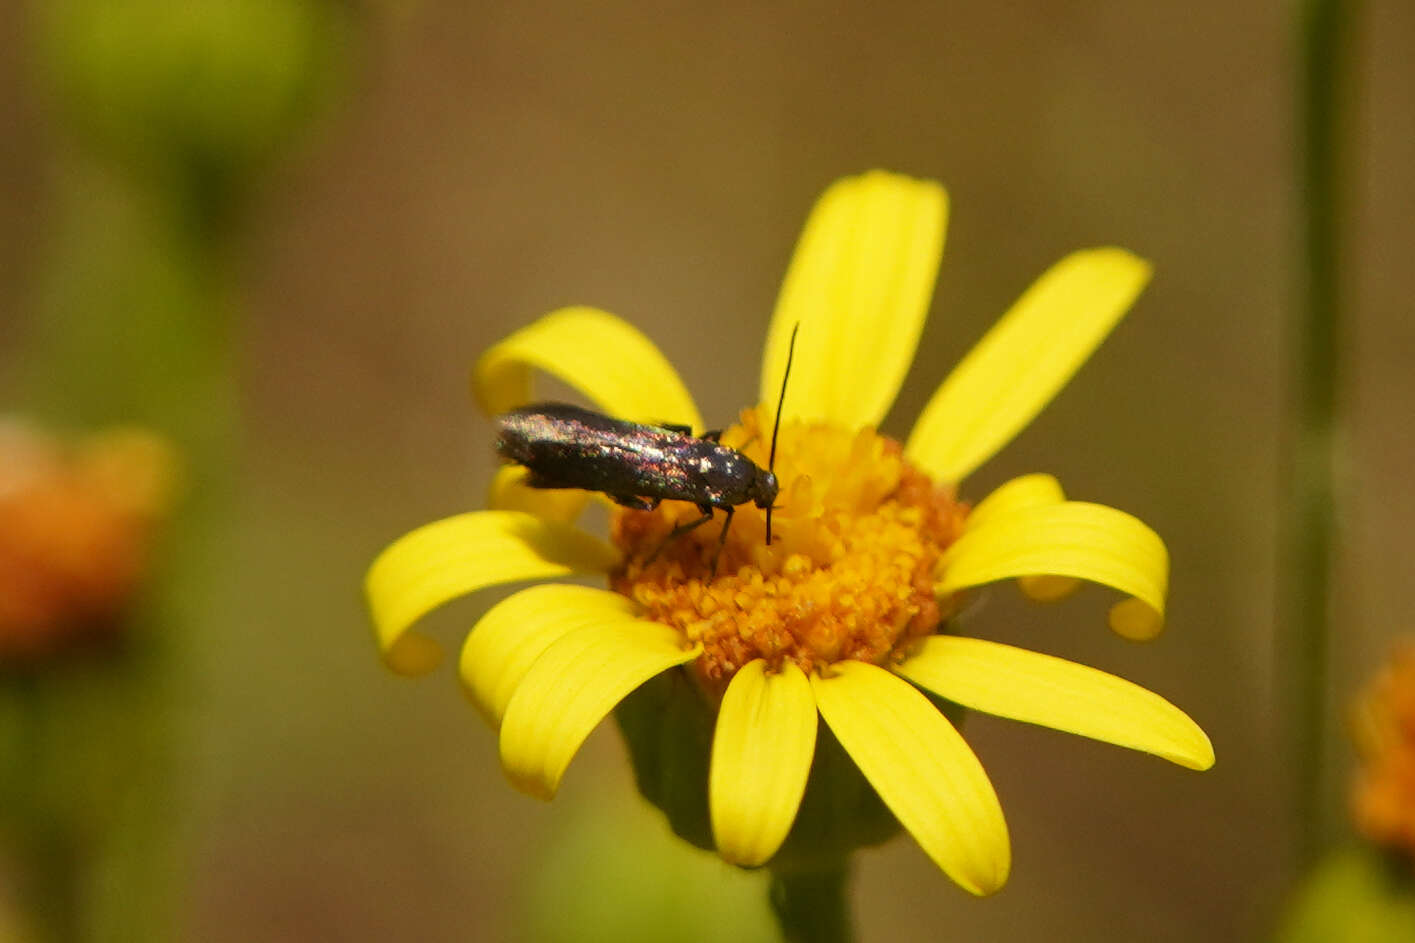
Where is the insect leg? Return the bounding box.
[612,494,661,511]
[657,423,694,436]
[645,503,715,564]
[709,505,735,577]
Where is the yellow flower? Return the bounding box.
[365,171,1214,896]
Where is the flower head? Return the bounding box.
[365,171,1214,895]
[0,419,181,661]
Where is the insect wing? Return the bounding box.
[496,404,701,499]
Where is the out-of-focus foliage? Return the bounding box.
[524,794,776,943]
[36,0,350,222]
[1277,846,1415,943]
[2,2,355,939]
[3,0,1410,938]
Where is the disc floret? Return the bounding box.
[611,408,968,691]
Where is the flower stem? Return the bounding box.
[3,676,81,943]
[768,861,855,943]
[16,825,82,943]
[1284,0,1351,867]
[5,163,236,942]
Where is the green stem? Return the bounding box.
[3,676,81,943]
[6,160,236,942]
[1285,0,1350,867]
[768,861,855,943]
[16,825,83,943]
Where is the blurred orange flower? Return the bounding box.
[0,420,180,661]
[1352,643,1415,859]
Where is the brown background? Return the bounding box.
[2,2,1413,940]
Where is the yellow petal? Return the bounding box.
[473,306,703,430]
[760,171,947,429]
[811,662,1009,895]
[897,637,1214,770]
[1108,597,1164,641]
[460,585,637,726]
[966,473,1067,531]
[965,474,1079,603]
[499,620,699,800]
[709,661,817,867]
[1017,574,1081,603]
[905,248,1152,483]
[487,465,590,524]
[940,501,1167,640]
[365,511,619,676]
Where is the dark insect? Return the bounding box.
[493,325,799,574]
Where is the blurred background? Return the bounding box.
[1,1,1412,940]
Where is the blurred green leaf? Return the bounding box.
[1277,846,1415,943]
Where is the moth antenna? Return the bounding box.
[765,322,799,545]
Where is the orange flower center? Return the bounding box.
[609,408,967,694]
